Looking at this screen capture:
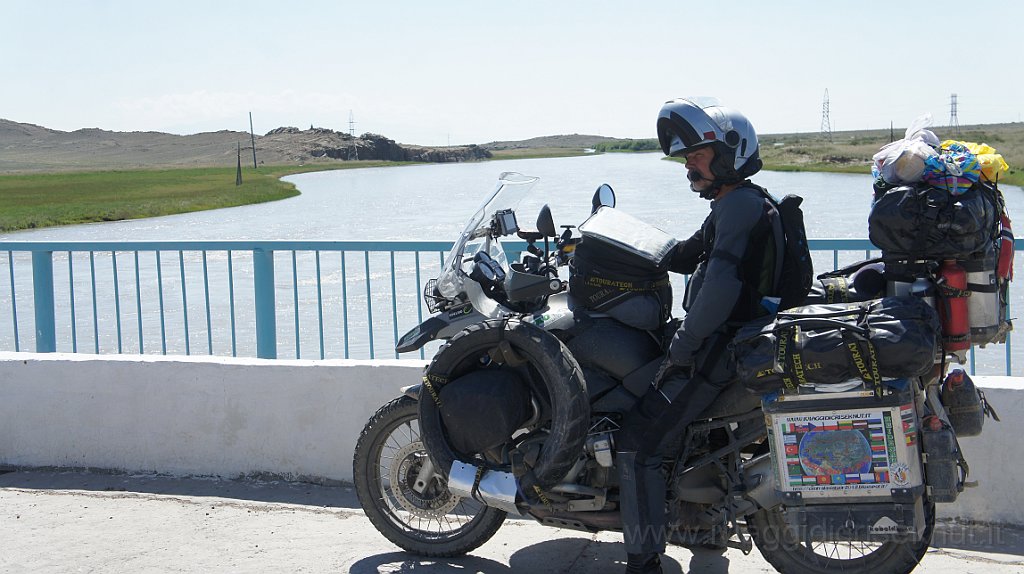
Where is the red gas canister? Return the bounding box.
[938,259,971,353]
[997,213,1014,281]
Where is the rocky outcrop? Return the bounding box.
[298,132,490,163]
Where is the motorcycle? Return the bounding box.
[353,172,960,573]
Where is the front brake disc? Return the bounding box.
[388,441,461,519]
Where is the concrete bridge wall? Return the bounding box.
[1,352,1021,524]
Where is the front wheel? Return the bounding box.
[747,501,934,574]
[352,396,506,556]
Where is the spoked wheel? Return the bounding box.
[353,396,506,557]
[748,501,934,574]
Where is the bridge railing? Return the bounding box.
[1,238,1020,375]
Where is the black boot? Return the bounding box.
[625,552,663,574]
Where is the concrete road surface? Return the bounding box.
[2,470,1022,573]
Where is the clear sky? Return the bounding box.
[4,1,1022,146]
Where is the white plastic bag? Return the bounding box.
[872,114,939,185]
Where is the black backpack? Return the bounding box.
[750,184,814,310]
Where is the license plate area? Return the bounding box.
[785,500,927,542]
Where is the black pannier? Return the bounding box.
[733,296,940,394]
[568,207,677,331]
[438,368,532,454]
[868,182,999,259]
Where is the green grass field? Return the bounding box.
[0,162,399,233]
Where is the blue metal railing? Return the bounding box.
[1,238,1021,375]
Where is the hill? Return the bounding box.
[0,120,490,173]
[482,134,621,150]
[2,119,1021,186]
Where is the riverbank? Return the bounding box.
[0,162,405,233]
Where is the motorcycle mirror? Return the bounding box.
[592,183,616,213]
[536,205,557,237]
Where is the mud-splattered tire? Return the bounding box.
[353,396,506,556]
[419,319,589,491]
[748,500,934,574]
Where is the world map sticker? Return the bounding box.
[778,410,895,490]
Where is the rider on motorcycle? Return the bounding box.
[617,98,775,574]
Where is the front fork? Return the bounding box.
[412,455,436,495]
[397,384,437,496]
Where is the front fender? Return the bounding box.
[395,305,488,353]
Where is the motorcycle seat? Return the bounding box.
[698,379,762,419]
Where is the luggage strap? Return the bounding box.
[775,327,800,392]
[937,283,972,298]
[840,329,885,399]
[820,276,851,303]
[580,274,670,294]
[777,306,869,322]
[907,190,947,258]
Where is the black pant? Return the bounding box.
[615,333,733,555]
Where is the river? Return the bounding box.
[1,153,1021,372]
[9,152,1022,242]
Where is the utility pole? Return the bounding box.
[820,89,832,142]
[249,112,258,168]
[349,110,358,161]
[236,142,243,186]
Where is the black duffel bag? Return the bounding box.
[803,258,887,306]
[733,296,940,394]
[868,182,998,259]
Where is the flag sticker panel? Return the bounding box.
[769,401,923,500]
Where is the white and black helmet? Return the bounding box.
[656,98,762,183]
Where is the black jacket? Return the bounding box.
[667,184,775,365]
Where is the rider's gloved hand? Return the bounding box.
[654,357,693,389]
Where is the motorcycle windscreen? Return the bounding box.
[436,173,539,299]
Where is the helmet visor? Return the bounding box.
[658,100,724,156]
